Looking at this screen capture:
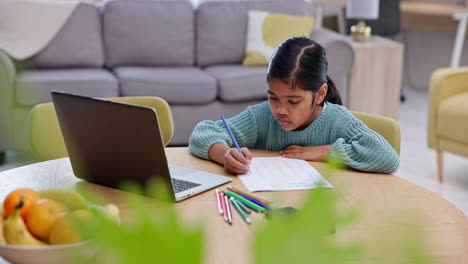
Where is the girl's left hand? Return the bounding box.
[280,145,332,161]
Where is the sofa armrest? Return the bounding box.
[311,28,354,75]
[311,28,354,104]
[428,67,468,149]
[0,49,16,151]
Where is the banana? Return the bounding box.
[38,189,88,211]
[88,203,120,224]
[3,202,46,246]
[0,203,6,244]
[39,189,120,224]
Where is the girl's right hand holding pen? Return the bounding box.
[208,143,252,174]
[224,147,252,174]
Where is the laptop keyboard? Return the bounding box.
[172,178,201,193]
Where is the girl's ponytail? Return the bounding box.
[324,75,342,105]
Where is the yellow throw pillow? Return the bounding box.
[243,10,314,66]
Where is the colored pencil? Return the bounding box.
[220,192,228,222]
[238,193,271,210]
[215,189,223,215]
[221,190,259,212]
[224,194,232,224]
[225,191,266,213]
[220,115,245,157]
[220,115,250,173]
[236,198,251,214]
[231,197,251,224]
[227,185,276,208]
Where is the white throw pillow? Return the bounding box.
[243,10,314,66]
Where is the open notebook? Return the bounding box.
[238,157,334,192]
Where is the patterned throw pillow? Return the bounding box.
[243,10,314,66]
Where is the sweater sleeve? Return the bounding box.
[188,106,258,160]
[329,121,400,174]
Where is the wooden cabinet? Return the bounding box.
[347,36,404,120]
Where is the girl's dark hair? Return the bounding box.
[267,36,342,105]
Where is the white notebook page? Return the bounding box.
[238,157,334,192]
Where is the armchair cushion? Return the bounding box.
[437,93,468,145]
[114,67,217,104]
[16,69,119,106]
[428,67,468,149]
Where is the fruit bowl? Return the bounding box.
[0,241,93,264]
[0,188,120,264]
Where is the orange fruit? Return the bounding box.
[26,199,66,240]
[49,209,95,245]
[3,188,41,221]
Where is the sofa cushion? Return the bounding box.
[204,65,268,102]
[437,92,468,145]
[16,69,119,106]
[196,0,309,67]
[114,67,217,104]
[28,3,105,68]
[103,0,195,68]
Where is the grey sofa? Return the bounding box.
[0,0,354,157]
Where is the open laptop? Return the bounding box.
[51,91,231,201]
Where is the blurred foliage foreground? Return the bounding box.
[72,158,431,264]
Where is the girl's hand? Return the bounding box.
[280,145,331,161]
[224,147,252,174]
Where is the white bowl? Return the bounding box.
[0,242,93,264]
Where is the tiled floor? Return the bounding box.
[1,86,467,214]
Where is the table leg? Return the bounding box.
[0,151,5,165]
[336,7,346,34]
[450,12,468,68]
[314,4,323,29]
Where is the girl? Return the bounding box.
[188,36,399,175]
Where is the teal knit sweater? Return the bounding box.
[188,102,399,174]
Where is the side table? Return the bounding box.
[347,36,404,120]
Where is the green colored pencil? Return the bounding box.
[236,198,251,214]
[226,191,266,213]
[221,190,260,213]
[230,197,251,224]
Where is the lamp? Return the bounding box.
[346,0,380,41]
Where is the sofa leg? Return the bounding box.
[437,151,444,183]
[0,151,5,165]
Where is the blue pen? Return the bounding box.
[220,114,245,157]
[238,193,271,210]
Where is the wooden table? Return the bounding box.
[400,1,468,33]
[1,147,467,264]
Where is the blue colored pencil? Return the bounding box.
[220,114,245,157]
[238,193,271,210]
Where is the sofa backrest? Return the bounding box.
[196,0,309,67]
[103,0,195,68]
[404,0,464,4]
[28,2,105,69]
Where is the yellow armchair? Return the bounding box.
[428,67,468,182]
[351,111,401,155]
[29,96,174,161]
